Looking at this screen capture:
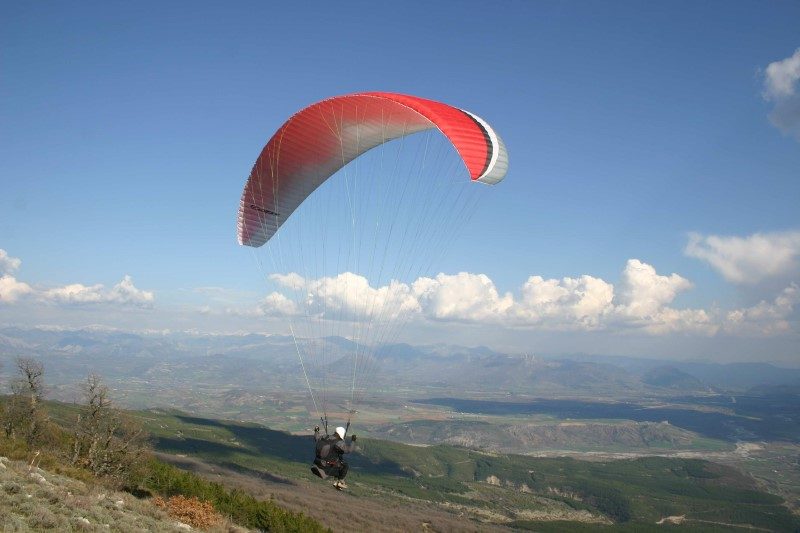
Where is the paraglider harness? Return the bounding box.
[314,445,340,469]
[311,417,350,479]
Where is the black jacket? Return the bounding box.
[314,428,356,463]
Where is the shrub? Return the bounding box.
[152,495,222,529]
[140,460,327,532]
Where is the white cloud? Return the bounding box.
[762,48,800,140]
[513,274,613,329]
[635,307,716,336]
[764,48,800,99]
[0,248,33,304]
[41,275,154,307]
[42,283,106,304]
[724,283,799,335]
[259,292,299,317]
[304,272,419,321]
[405,262,714,335]
[685,231,800,284]
[615,259,692,318]
[243,272,419,322]
[0,249,34,304]
[0,249,154,308]
[610,259,716,335]
[0,249,22,275]
[0,275,33,304]
[108,275,155,306]
[414,272,512,322]
[257,261,723,336]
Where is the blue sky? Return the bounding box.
[1,1,799,362]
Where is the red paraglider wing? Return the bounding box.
[237,92,507,247]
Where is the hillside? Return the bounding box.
[378,419,701,452]
[641,366,705,390]
[2,332,800,530]
[3,393,800,531]
[0,395,326,533]
[0,456,245,532]
[138,409,800,532]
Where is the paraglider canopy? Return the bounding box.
[237,92,508,248]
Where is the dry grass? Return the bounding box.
[0,455,249,532]
[153,495,223,529]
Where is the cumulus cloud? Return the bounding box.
[503,274,612,328]
[42,283,107,304]
[610,260,716,335]
[0,248,154,308]
[199,293,300,319]
[272,271,419,321]
[0,249,22,275]
[209,229,800,338]
[258,260,727,336]
[615,259,692,317]
[414,272,512,322]
[259,292,300,317]
[41,275,154,307]
[762,48,800,140]
[405,261,712,334]
[0,274,33,303]
[635,306,716,335]
[685,231,800,284]
[0,249,33,304]
[107,275,155,306]
[724,283,799,335]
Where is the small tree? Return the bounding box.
[71,373,147,483]
[3,357,47,446]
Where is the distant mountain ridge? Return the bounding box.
[559,352,800,391]
[641,366,706,390]
[2,326,799,396]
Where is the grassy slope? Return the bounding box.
[121,407,800,532]
[0,456,244,532]
[2,399,327,533]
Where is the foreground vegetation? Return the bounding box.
[0,357,325,532]
[0,455,237,532]
[0,435,324,532]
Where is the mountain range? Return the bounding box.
[1,326,799,399]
